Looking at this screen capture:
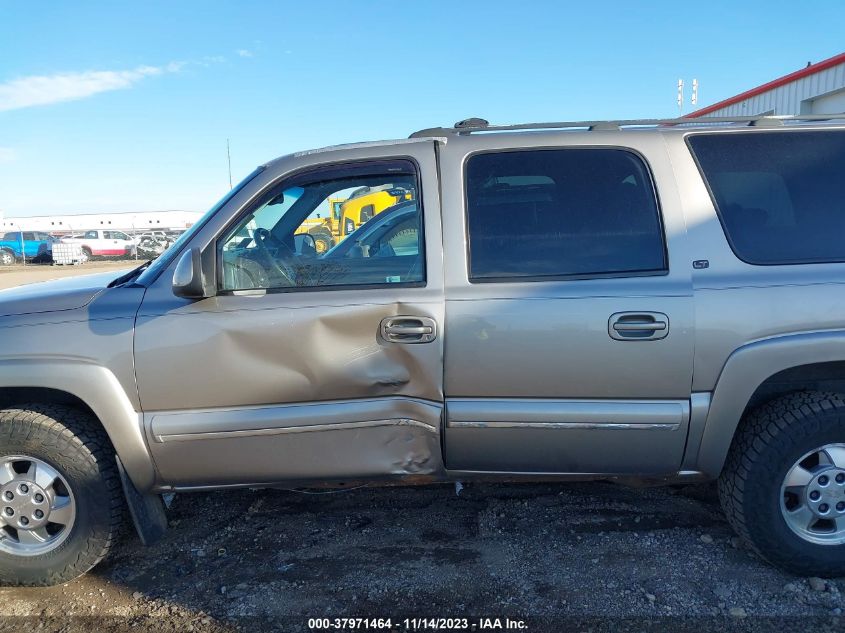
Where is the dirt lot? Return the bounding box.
[0,260,137,290]
[2,481,845,632]
[1,263,845,632]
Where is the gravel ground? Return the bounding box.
[2,480,845,632]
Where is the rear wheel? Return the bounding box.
[0,404,125,586]
[81,246,92,261]
[719,391,845,576]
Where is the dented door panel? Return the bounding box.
[134,296,443,411]
[134,140,445,487]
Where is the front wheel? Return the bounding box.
[311,230,333,254]
[0,404,125,586]
[719,391,845,576]
[0,250,14,266]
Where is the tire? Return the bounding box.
[312,231,333,254]
[0,404,125,586]
[0,250,14,266]
[719,391,845,576]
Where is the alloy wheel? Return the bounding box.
[0,455,76,556]
[781,443,845,545]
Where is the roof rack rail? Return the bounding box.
[408,113,845,138]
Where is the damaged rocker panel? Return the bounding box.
[145,397,445,487]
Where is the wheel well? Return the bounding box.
[0,387,97,420]
[743,361,845,417]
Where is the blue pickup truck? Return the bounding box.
[0,231,55,265]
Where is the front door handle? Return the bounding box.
[380,316,437,344]
[608,312,669,341]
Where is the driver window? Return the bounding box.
[218,163,424,292]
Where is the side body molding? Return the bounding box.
[697,330,845,477]
[145,397,445,488]
[0,359,154,490]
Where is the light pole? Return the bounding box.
[130,217,137,260]
[14,222,25,267]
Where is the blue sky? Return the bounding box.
[1,0,842,216]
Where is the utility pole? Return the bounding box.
[226,138,233,190]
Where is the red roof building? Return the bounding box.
[687,52,845,118]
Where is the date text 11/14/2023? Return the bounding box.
[307,617,529,630]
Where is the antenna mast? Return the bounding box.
[226,138,233,189]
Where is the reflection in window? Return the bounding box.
[466,149,666,281]
[219,168,424,291]
[689,131,845,265]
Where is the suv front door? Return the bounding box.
[439,136,695,475]
[133,143,445,488]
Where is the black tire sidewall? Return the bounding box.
[0,415,115,584]
[742,408,845,575]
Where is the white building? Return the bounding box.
[687,52,845,119]
[0,210,203,236]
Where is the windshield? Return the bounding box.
[135,167,266,286]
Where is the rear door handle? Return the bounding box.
[380,316,437,344]
[609,312,669,341]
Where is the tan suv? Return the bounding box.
[3,114,845,586]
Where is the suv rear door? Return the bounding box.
[133,141,445,487]
[439,132,695,475]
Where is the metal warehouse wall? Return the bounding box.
[691,54,845,118]
[0,210,203,233]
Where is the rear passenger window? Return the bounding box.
[465,149,666,281]
[688,130,845,265]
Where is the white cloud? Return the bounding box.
[236,49,254,58]
[0,147,16,163]
[0,63,184,113]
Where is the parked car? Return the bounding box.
[322,200,420,260]
[61,229,136,258]
[5,113,845,586]
[135,232,173,257]
[0,231,55,265]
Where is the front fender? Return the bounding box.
[0,359,156,490]
[696,330,845,477]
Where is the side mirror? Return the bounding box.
[172,247,210,299]
[294,233,317,257]
[267,192,285,206]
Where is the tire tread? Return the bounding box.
[719,390,845,576]
[0,403,124,586]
